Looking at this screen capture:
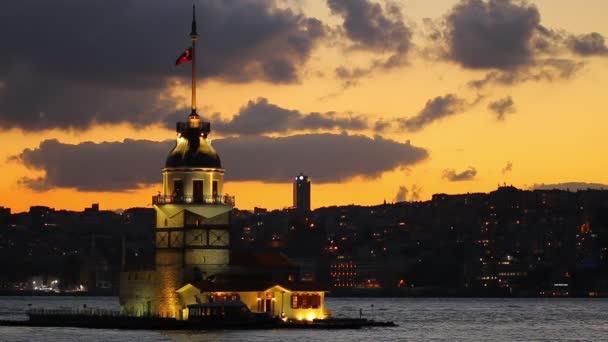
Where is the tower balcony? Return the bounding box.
[152,194,235,206]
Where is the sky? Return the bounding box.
[1,0,608,213]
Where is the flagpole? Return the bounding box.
[190,3,198,114]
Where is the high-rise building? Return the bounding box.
[293,173,311,212]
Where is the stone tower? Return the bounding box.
[152,111,234,316]
[151,4,234,316]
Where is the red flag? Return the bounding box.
[175,47,192,65]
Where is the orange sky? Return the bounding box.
[1,0,608,213]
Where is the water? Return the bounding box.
[1,296,607,341]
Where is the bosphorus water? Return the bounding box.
[1,296,607,341]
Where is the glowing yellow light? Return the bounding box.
[297,314,303,321]
[306,312,316,321]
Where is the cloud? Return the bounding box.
[373,119,392,132]
[393,184,422,202]
[568,32,608,56]
[488,96,515,120]
[409,185,422,201]
[443,167,477,181]
[468,58,584,89]
[11,139,172,191]
[11,134,428,191]
[0,0,325,131]
[399,94,467,132]
[328,0,412,85]
[441,0,599,89]
[445,0,541,70]
[327,0,411,53]
[209,98,368,135]
[532,182,608,191]
[394,186,408,202]
[218,134,428,182]
[334,66,372,88]
[502,162,513,175]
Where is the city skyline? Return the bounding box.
[2,0,608,213]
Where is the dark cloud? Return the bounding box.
[0,0,325,131]
[468,58,584,89]
[443,167,477,181]
[394,186,408,202]
[568,32,608,56]
[328,0,412,85]
[11,134,428,191]
[11,139,172,191]
[399,94,467,132]
[334,66,371,88]
[502,161,513,175]
[488,96,515,120]
[442,0,603,89]
[209,98,368,135]
[218,134,428,183]
[533,25,565,55]
[445,0,541,70]
[327,0,411,53]
[532,182,608,191]
[373,119,392,132]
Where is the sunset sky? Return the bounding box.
[1,0,608,213]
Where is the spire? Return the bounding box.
[190,3,198,37]
[190,3,198,115]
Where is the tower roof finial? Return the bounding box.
[190,3,198,37]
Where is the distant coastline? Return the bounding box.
[1,290,607,298]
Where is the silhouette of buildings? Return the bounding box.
[2,186,608,297]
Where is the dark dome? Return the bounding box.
[165,136,222,168]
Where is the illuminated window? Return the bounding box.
[301,294,310,309]
[311,294,320,309]
[214,293,240,301]
[291,294,299,309]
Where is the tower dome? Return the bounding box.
[165,114,221,168]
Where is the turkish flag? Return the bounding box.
[175,47,192,65]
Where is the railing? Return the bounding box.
[28,308,122,317]
[152,194,235,206]
[27,307,180,319]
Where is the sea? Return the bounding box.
[1,296,607,341]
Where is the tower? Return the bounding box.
[293,173,311,212]
[152,4,234,316]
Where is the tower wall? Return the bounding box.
[153,183,232,317]
[155,250,185,318]
[163,168,225,200]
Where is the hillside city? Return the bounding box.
[1,185,607,297]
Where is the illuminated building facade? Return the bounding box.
[177,281,328,321]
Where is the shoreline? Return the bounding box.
[1,292,606,299]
